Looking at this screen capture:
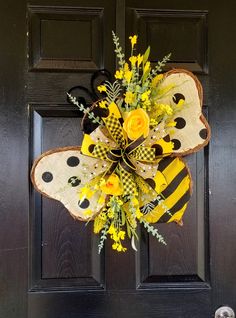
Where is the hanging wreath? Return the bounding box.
[31,33,210,253]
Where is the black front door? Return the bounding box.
[1,1,236,317]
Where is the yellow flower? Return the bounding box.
[124,62,129,72]
[164,105,173,115]
[143,100,151,111]
[129,35,138,48]
[118,230,125,240]
[132,196,139,206]
[99,211,107,221]
[129,56,137,67]
[108,224,116,235]
[93,215,106,234]
[151,74,163,87]
[99,100,108,108]
[123,108,150,140]
[150,118,159,127]
[137,54,143,66]
[124,70,132,83]
[125,91,135,105]
[116,198,124,206]
[141,90,151,102]
[143,61,150,74]
[152,103,173,117]
[116,244,127,252]
[136,208,143,220]
[100,174,123,196]
[97,85,107,93]
[107,208,115,219]
[78,186,94,200]
[166,121,177,127]
[115,69,123,79]
[112,242,119,250]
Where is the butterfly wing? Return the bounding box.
[156,69,210,155]
[31,146,109,220]
[140,156,192,224]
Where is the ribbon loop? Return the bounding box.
[103,113,126,147]
[125,136,146,154]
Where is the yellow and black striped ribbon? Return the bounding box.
[140,157,191,223]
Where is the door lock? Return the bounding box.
[215,306,235,318]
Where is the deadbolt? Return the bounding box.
[215,306,235,318]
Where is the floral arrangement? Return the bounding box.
[31,33,210,254]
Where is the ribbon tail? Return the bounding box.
[119,164,137,196]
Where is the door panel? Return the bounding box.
[0,0,236,317]
[126,8,208,74]
[29,105,104,290]
[28,5,105,71]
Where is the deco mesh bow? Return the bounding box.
[31,33,210,253]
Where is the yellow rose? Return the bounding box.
[100,174,123,196]
[123,108,150,140]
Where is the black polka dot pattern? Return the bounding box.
[78,199,90,209]
[174,117,186,129]
[93,106,109,118]
[88,144,95,153]
[68,176,81,187]
[67,156,80,167]
[199,128,208,140]
[42,171,53,183]
[163,135,170,142]
[82,118,99,134]
[171,139,182,150]
[151,144,163,156]
[173,93,185,104]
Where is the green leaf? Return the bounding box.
[143,46,150,65]
[142,69,150,83]
[121,209,126,226]
[126,221,131,238]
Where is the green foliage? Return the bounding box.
[67,93,103,125]
[148,53,172,80]
[143,46,150,65]
[112,31,125,69]
[140,219,167,245]
[104,80,122,103]
[98,221,110,254]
